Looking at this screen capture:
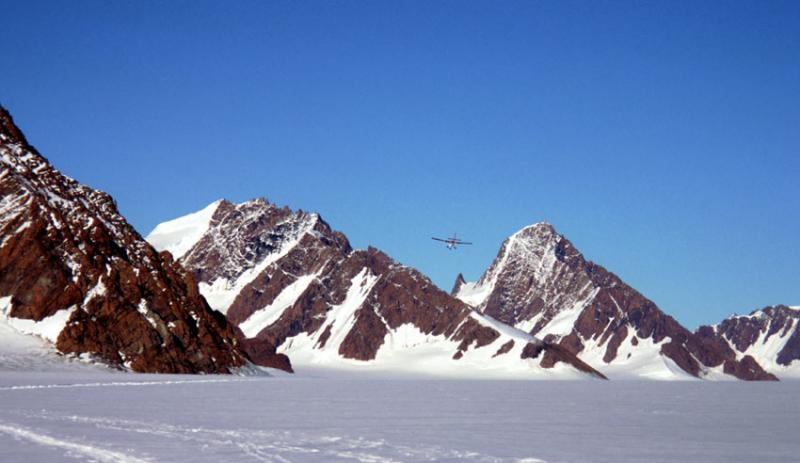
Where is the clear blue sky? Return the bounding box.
[2,1,798,329]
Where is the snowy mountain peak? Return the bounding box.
[453,222,577,312]
[148,198,345,329]
[455,221,777,380]
[490,222,571,275]
[147,199,223,259]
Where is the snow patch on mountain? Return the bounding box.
[0,297,76,344]
[533,288,600,336]
[240,273,319,338]
[0,297,107,372]
[136,300,159,331]
[454,281,493,308]
[264,269,379,366]
[146,200,222,259]
[578,330,694,380]
[468,311,537,343]
[83,280,107,305]
[282,324,587,380]
[314,268,379,352]
[0,192,33,249]
[370,323,577,379]
[715,313,800,379]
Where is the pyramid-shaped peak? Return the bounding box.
[470,222,564,286]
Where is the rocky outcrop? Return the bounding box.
[451,273,466,295]
[149,200,607,379]
[696,305,799,378]
[0,105,249,373]
[454,223,776,381]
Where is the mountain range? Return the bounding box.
[147,199,604,379]
[1,104,795,380]
[148,197,794,380]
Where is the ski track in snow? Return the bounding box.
[0,374,549,463]
[2,372,798,463]
[0,422,149,463]
[0,377,248,391]
[4,410,533,463]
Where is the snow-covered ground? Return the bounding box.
[0,369,797,463]
[0,299,109,374]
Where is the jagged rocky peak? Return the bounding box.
[150,197,351,310]
[148,197,352,372]
[455,221,777,381]
[494,221,584,268]
[481,222,564,281]
[150,205,607,379]
[0,104,249,373]
[696,305,800,378]
[456,221,590,327]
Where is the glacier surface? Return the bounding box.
[0,369,797,463]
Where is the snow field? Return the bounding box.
[0,371,798,463]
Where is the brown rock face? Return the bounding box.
[158,200,605,378]
[493,340,515,357]
[237,335,292,372]
[722,355,779,381]
[539,344,608,379]
[519,341,606,378]
[454,223,776,380]
[0,105,247,373]
[239,243,548,367]
[697,305,800,376]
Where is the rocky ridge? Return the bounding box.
[0,105,250,373]
[696,305,800,378]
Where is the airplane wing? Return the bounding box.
[453,240,473,245]
[431,237,449,242]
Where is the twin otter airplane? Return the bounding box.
[431,234,472,250]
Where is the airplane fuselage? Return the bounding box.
[432,234,472,250]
